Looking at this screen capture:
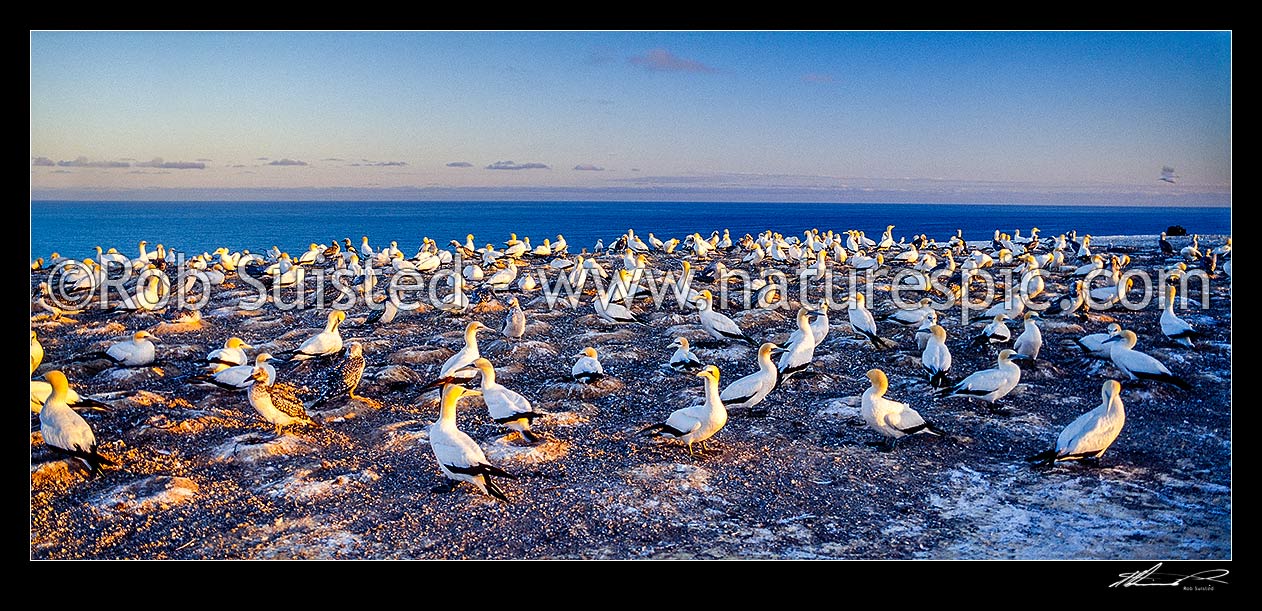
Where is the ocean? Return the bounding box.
[29,200,1231,260]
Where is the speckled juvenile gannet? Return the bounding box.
[472,358,544,443]
[418,321,489,392]
[778,308,817,382]
[247,367,316,434]
[847,293,896,349]
[429,384,516,501]
[668,337,705,373]
[862,369,946,451]
[939,349,1027,411]
[279,310,346,363]
[1104,330,1191,390]
[693,289,757,346]
[571,347,605,383]
[1012,312,1043,361]
[31,331,43,375]
[502,297,526,340]
[311,342,367,408]
[1027,380,1126,466]
[191,353,276,391]
[74,331,158,368]
[638,365,728,456]
[38,371,116,474]
[1160,285,1197,348]
[720,342,785,416]
[206,337,252,373]
[921,324,952,387]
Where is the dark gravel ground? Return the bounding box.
[30,234,1230,559]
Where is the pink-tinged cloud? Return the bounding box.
[136,158,205,170]
[629,49,716,73]
[486,160,549,170]
[32,156,55,166]
[447,161,474,168]
[802,73,835,84]
[574,164,605,171]
[57,156,129,168]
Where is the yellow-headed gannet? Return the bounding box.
[31,331,42,375]
[938,349,1027,411]
[1013,312,1043,361]
[311,342,367,408]
[720,343,785,416]
[879,298,935,328]
[1180,235,1201,260]
[1104,330,1191,390]
[429,384,516,501]
[1075,323,1123,359]
[38,371,116,474]
[279,310,346,362]
[207,337,252,373]
[572,347,604,383]
[862,369,947,451]
[921,324,952,387]
[247,366,315,434]
[1160,285,1197,348]
[669,337,705,373]
[638,365,727,456]
[472,358,544,443]
[73,331,158,368]
[485,261,518,290]
[847,293,896,349]
[915,310,940,351]
[693,290,757,346]
[31,372,112,414]
[191,353,276,391]
[594,287,643,324]
[1027,380,1125,466]
[777,308,817,382]
[417,321,490,393]
[974,314,1012,345]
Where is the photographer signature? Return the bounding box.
[1110,563,1229,588]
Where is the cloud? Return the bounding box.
[230,164,247,168]
[50,169,72,174]
[136,158,206,170]
[573,164,605,171]
[195,158,213,162]
[631,168,641,172]
[32,157,55,166]
[628,49,716,73]
[57,156,130,168]
[802,73,835,84]
[256,157,270,161]
[486,160,549,170]
[446,161,474,168]
[351,161,408,167]
[267,158,308,166]
[322,158,344,162]
[128,170,170,175]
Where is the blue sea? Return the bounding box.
[29,201,1231,260]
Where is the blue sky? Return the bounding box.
[29,31,1231,204]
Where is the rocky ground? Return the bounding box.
[30,234,1231,559]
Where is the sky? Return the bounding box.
[29,31,1231,205]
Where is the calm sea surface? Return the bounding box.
[29,201,1231,260]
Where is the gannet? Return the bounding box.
[502,297,526,340]
[31,331,42,375]
[571,347,604,383]
[429,384,516,501]
[974,314,1011,346]
[719,343,785,415]
[364,296,399,326]
[1074,323,1123,359]
[847,293,895,349]
[484,261,519,291]
[851,252,883,271]
[30,373,112,414]
[777,308,817,382]
[1104,330,1191,390]
[1180,234,1202,260]
[1212,237,1231,257]
[116,273,166,312]
[982,295,1025,320]
[279,310,346,362]
[921,324,952,387]
[1013,312,1043,360]
[191,353,276,391]
[669,337,705,373]
[74,331,158,368]
[1044,281,1085,317]
[1087,277,1133,309]
[462,263,485,281]
[876,225,896,250]
[206,337,252,373]
[638,365,727,456]
[939,349,1027,410]
[38,371,116,474]
[553,234,568,254]
[594,287,643,324]
[417,321,489,393]
[1160,285,1197,347]
[1027,380,1125,466]
[311,342,367,408]
[788,302,830,346]
[439,276,470,314]
[914,310,939,351]
[693,290,756,346]
[472,358,543,443]
[862,369,946,451]
[1159,232,1174,256]
[879,298,934,328]
[247,367,315,434]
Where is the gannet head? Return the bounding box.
[225,337,252,350]
[695,364,720,382]
[1101,379,1122,401]
[467,321,489,335]
[133,330,156,342]
[249,366,273,384]
[45,370,70,396]
[347,342,363,358]
[930,324,947,341]
[256,353,274,364]
[865,368,888,391]
[575,347,598,359]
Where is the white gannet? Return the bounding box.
[191,353,276,391]
[246,366,316,434]
[502,297,526,340]
[594,287,643,324]
[485,261,518,290]
[116,273,166,312]
[851,252,884,271]
[862,369,946,451]
[638,365,727,456]
[38,371,116,474]
[280,310,346,362]
[693,290,757,346]
[669,337,705,373]
[939,349,1027,410]
[73,331,158,368]
[914,310,940,352]
[206,337,252,373]
[429,384,516,501]
[311,342,367,408]
[1027,380,1126,466]
[418,321,489,392]
[1075,323,1123,359]
[719,342,785,416]
[462,263,485,281]
[1160,285,1197,347]
[571,347,605,383]
[777,308,817,382]
[788,302,830,346]
[982,295,1025,320]
[1013,312,1043,361]
[472,358,544,443]
[879,297,934,328]
[1180,234,1202,260]
[31,331,43,375]
[1104,330,1191,390]
[847,293,895,349]
[439,276,470,314]
[921,324,952,387]
[975,314,1012,345]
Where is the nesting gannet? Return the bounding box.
[30,374,112,414]
[1044,281,1086,317]
[1160,285,1197,347]
[879,298,934,328]
[311,342,367,408]
[74,331,158,368]
[1104,330,1191,390]
[974,314,1011,346]
[1180,235,1202,260]
[720,343,785,415]
[485,261,518,291]
[278,310,346,362]
[247,367,316,434]
[669,337,705,373]
[1013,312,1043,360]
[191,353,276,391]
[206,337,252,373]
[982,295,1025,320]
[502,297,526,340]
[38,371,116,474]
[116,273,166,313]
[939,349,1026,410]
[439,276,470,314]
[472,358,543,443]
[429,384,516,501]
[571,347,605,383]
[777,308,817,382]
[31,331,43,375]
[862,369,946,451]
[921,324,952,387]
[1074,323,1123,359]
[693,290,756,346]
[1027,380,1125,466]
[847,293,896,349]
[638,365,727,456]
[594,287,643,324]
[417,321,490,392]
